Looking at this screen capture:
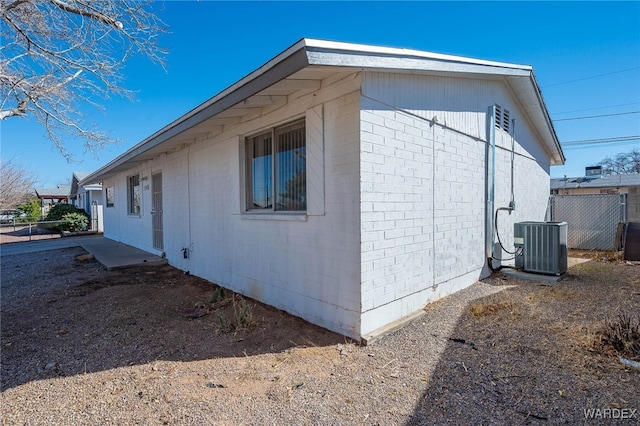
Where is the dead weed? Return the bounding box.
[592,312,640,361]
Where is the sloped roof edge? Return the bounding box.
[81,38,563,186]
[35,186,70,198]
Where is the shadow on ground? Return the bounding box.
[0,247,343,391]
[405,261,640,424]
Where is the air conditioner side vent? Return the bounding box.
[514,222,568,275]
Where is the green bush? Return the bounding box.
[58,212,89,232]
[16,200,41,222]
[44,204,90,231]
[45,204,86,221]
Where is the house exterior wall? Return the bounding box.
[99,69,554,341]
[77,189,103,213]
[101,75,363,339]
[359,72,551,336]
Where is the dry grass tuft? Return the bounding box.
[469,297,516,317]
[592,312,640,361]
[569,249,625,264]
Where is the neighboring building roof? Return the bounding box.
[81,38,564,186]
[70,172,102,198]
[34,186,71,198]
[74,171,90,181]
[551,174,640,190]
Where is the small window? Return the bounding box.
[246,119,306,212]
[106,186,115,208]
[127,175,141,215]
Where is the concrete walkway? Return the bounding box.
[0,235,167,270]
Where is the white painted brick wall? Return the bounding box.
[101,68,552,341]
[360,72,551,337]
[102,77,364,340]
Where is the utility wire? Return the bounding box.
[542,66,640,88]
[562,135,640,147]
[553,101,640,115]
[562,140,640,150]
[554,110,640,122]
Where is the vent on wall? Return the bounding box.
[494,104,510,133]
[502,109,510,132]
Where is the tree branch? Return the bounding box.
[47,0,123,29]
[0,98,27,119]
[0,0,30,15]
[1,0,167,157]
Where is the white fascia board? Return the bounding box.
[506,73,565,166]
[306,50,531,77]
[527,73,565,165]
[303,39,531,71]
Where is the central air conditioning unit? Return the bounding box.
[514,222,568,275]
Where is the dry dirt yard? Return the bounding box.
[1,247,639,425]
[0,225,61,245]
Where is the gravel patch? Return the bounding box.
[1,248,639,425]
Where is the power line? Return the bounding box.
[562,140,640,150]
[542,66,640,88]
[562,135,640,147]
[553,101,640,116]
[554,110,640,122]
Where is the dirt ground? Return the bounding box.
[0,225,61,244]
[1,247,639,425]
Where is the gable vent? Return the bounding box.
[494,104,511,133]
[502,109,510,132]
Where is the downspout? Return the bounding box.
[510,119,516,210]
[486,105,496,268]
[487,109,517,272]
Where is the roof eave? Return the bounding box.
[81,38,565,185]
[80,39,312,186]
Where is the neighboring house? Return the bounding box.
[70,171,104,231]
[34,186,70,217]
[80,39,564,342]
[551,167,640,222]
[70,172,103,212]
[551,168,640,195]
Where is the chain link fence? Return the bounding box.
[547,194,627,250]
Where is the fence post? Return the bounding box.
[621,193,627,223]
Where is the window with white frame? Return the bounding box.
[245,119,306,212]
[106,186,115,208]
[127,175,141,215]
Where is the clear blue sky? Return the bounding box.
[2,1,639,187]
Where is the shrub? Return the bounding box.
[45,204,87,222]
[16,199,41,221]
[233,297,255,330]
[58,212,89,232]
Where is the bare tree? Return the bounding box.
[597,148,640,175]
[0,160,37,209]
[0,0,167,159]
